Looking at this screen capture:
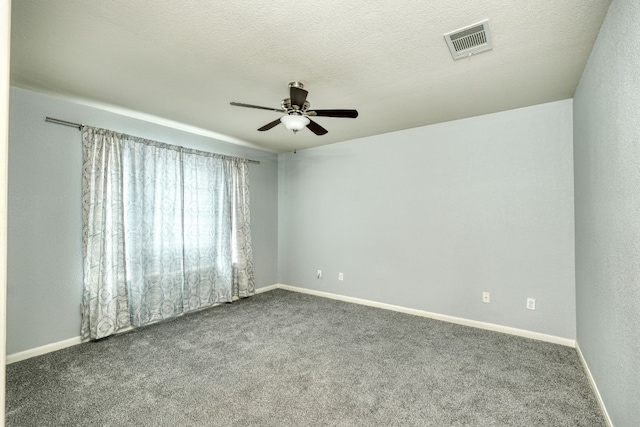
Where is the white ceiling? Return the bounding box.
[11,0,611,153]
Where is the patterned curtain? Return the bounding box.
[81,128,130,339]
[181,149,233,310]
[123,139,185,327]
[231,158,255,298]
[81,127,255,340]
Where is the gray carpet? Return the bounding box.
[6,289,605,426]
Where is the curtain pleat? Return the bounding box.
[81,127,255,340]
[231,158,255,298]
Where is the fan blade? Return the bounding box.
[230,102,285,113]
[306,119,328,135]
[309,109,358,118]
[290,86,308,108]
[258,118,282,131]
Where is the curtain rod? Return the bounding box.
[45,116,261,165]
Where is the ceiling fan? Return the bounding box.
[230,82,358,135]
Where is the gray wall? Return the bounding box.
[7,87,278,354]
[278,100,576,339]
[573,0,640,425]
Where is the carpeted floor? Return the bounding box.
[6,289,605,426]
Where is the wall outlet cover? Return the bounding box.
[527,298,536,310]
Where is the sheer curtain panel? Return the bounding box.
[81,127,255,340]
[81,128,130,340]
[181,149,233,310]
[123,139,185,327]
[231,158,255,298]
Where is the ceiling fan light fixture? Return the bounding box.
[281,114,310,131]
[230,82,357,136]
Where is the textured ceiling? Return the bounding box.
[10,0,611,153]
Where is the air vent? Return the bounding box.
[444,19,493,60]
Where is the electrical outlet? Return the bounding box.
[317,270,322,279]
[527,298,536,310]
[338,272,344,281]
[482,292,490,303]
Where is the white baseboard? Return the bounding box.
[274,284,576,347]
[255,284,279,294]
[7,283,575,364]
[7,285,279,364]
[576,342,613,427]
[6,336,87,365]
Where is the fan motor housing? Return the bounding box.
[282,99,310,113]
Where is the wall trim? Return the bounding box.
[7,285,280,364]
[255,284,279,294]
[275,284,576,347]
[7,283,575,363]
[575,342,613,427]
[7,336,86,364]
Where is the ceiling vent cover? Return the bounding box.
[444,19,493,60]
